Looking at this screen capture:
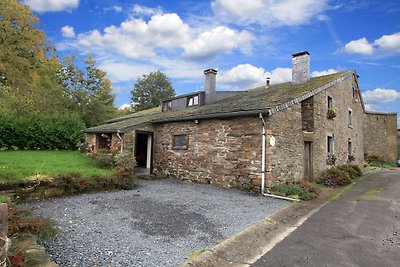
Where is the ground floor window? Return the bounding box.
[173,134,188,149]
[98,134,111,149]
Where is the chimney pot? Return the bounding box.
[292,51,310,84]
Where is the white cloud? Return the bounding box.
[343,38,375,55]
[374,32,400,53]
[61,25,75,38]
[311,69,337,77]
[119,103,132,110]
[362,88,400,105]
[343,32,400,55]
[218,64,291,89]
[76,13,191,59]
[183,26,254,60]
[112,5,122,12]
[211,0,329,27]
[99,62,156,83]
[23,0,79,13]
[132,4,162,16]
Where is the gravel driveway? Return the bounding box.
[27,179,285,267]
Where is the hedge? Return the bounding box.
[0,111,84,150]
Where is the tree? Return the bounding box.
[131,71,175,111]
[0,0,49,89]
[0,0,68,115]
[59,53,116,127]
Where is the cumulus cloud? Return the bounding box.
[183,26,254,60]
[72,13,254,62]
[23,0,79,13]
[61,25,76,38]
[218,64,291,89]
[311,69,337,77]
[343,32,400,55]
[374,32,400,53]
[343,38,374,55]
[211,0,329,27]
[362,88,400,105]
[76,13,190,58]
[119,103,133,110]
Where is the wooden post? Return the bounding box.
[0,204,8,267]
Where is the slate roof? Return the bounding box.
[85,70,354,134]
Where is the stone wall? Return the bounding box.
[363,112,397,162]
[266,105,304,185]
[309,74,364,178]
[152,117,263,191]
[85,134,97,151]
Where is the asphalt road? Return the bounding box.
[252,170,400,267]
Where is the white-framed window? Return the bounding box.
[327,135,334,154]
[162,101,172,111]
[348,108,353,127]
[187,95,199,107]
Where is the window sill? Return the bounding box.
[173,146,188,150]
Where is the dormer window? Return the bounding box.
[187,95,199,107]
[162,101,172,111]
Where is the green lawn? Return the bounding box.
[0,150,113,184]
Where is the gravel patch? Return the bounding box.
[26,179,285,267]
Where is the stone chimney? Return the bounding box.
[204,68,217,102]
[292,51,310,84]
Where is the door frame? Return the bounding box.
[135,131,154,174]
[303,141,313,180]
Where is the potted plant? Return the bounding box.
[326,153,336,165]
[327,108,336,119]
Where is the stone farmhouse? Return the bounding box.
[85,51,397,192]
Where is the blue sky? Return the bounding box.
[23,0,400,126]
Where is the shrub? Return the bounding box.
[336,164,362,179]
[367,155,383,164]
[90,149,118,169]
[114,152,136,179]
[0,111,84,150]
[8,205,58,243]
[271,183,315,201]
[318,167,351,187]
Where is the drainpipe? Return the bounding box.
[259,113,299,202]
[116,130,123,153]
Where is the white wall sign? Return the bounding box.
[270,136,276,147]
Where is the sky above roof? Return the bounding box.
[23,0,400,126]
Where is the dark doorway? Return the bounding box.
[135,132,153,173]
[303,141,313,180]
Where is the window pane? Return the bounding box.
[174,135,188,148]
[193,95,199,105]
[188,98,193,106]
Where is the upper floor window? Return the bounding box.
[162,101,172,112]
[348,108,353,127]
[327,96,333,109]
[187,95,199,107]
